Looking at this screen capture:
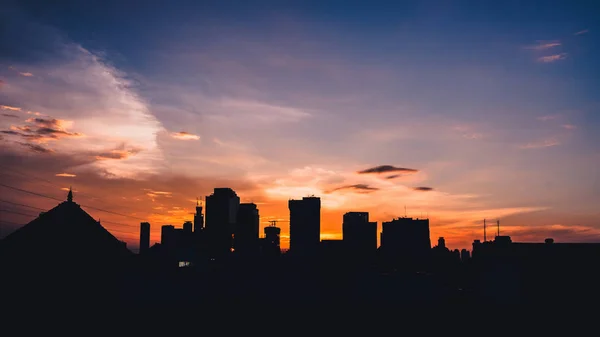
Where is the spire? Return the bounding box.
[196,197,199,206]
[67,186,73,203]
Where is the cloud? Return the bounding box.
[574,29,589,36]
[94,146,142,160]
[526,40,561,50]
[1,116,83,143]
[17,142,53,154]
[205,98,312,125]
[0,105,21,111]
[56,173,76,177]
[328,184,379,193]
[385,174,401,179]
[19,72,34,77]
[519,138,560,149]
[2,114,19,118]
[562,124,576,130]
[537,115,558,121]
[171,131,200,140]
[357,165,419,174]
[537,53,567,63]
[413,186,434,191]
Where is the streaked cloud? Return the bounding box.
[413,186,434,192]
[56,173,76,177]
[519,138,560,149]
[537,53,567,63]
[19,72,34,77]
[537,115,558,121]
[574,29,589,36]
[562,124,577,130]
[357,165,419,174]
[526,40,561,50]
[171,131,200,140]
[328,184,379,193]
[0,105,21,111]
[17,142,53,154]
[2,114,19,118]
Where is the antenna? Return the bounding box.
[269,220,277,227]
[404,205,407,217]
[497,219,500,237]
[484,218,487,242]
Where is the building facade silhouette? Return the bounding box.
[288,196,321,257]
[139,222,150,254]
[205,188,240,257]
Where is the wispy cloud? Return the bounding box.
[2,113,19,118]
[562,124,577,130]
[0,105,21,111]
[574,29,589,36]
[19,72,34,77]
[56,173,76,177]
[537,53,567,63]
[526,40,561,50]
[327,184,379,194]
[357,165,419,174]
[17,142,54,154]
[537,115,558,121]
[171,131,200,140]
[519,138,560,149]
[413,186,434,192]
[1,116,83,143]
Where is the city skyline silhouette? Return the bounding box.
[1,0,600,310]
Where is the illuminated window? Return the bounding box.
[178,261,191,267]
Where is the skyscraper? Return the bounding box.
[139,222,150,254]
[342,212,377,260]
[235,203,260,256]
[194,199,204,233]
[205,188,240,257]
[380,217,431,270]
[288,196,321,256]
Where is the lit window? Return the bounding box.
[178,261,191,267]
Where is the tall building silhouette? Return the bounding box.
[288,196,321,256]
[235,203,260,256]
[380,217,431,270]
[263,224,281,256]
[205,188,240,257]
[161,225,176,250]
[342,212,377,261]
[194,199,204,233]
[139,222,150,254]
[183,221,193,233]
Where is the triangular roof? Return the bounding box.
[0,197,133,270]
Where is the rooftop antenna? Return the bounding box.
[484,218,487,242]
[269,220,277,227]
[196,197,199,206]
[404,205,407,217]
[497,219,500,237]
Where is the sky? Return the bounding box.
[1,0,599,252]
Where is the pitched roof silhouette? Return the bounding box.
[0,193,133,269]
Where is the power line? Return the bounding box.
[0,182,63,202]
[0,166,170,218]
[0,209,38,217]
[0,199,47,211]
[0,182,148,221]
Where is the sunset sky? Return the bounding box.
[1,0,599,252]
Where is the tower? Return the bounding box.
[139,222,150,254]
[67,186,73,203]
[194,198,204,233]
[288,196,321,256]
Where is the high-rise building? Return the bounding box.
[380,217,431,269]
[235,203,260,256]
[205,188,240,256]
[288,196,321,256]
[161,224,176,250]
[194,199,204,233]
[139,222,150,254]
[183,221,193,233]
[342,212,377,260]
[263,225,281,256]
